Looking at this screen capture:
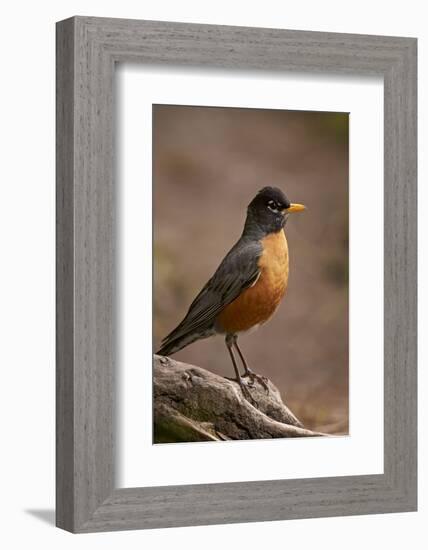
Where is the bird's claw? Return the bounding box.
[242,370,270,393]
[239,382,258,407]
[226,376,258,407]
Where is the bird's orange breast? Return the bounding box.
[216,230,289,334]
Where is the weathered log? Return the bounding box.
[154,354,325,443]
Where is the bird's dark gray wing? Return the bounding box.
[159,239,262,350]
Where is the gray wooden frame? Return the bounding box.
[56,16,417,533]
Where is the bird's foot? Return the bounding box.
[226,376,258,407]
[238,381,259,407]
[242,369,270,393]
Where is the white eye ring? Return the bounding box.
[267,200,280,213]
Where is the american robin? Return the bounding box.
[157,187,305,404]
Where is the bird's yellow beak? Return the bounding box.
[286,203,306,213]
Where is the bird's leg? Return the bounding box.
[234,339,269,393]
[225,335,258,407]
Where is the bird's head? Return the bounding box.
[244,186,306,235]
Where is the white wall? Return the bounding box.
[0,1,425,548]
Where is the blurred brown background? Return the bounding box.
[153,104,349,434]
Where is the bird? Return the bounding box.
[157,186,306,404]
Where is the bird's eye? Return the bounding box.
[267,200,280,213]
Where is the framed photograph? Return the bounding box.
[150,104,350,445]
[56,16,417,532]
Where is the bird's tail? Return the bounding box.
[156,331,201,357]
